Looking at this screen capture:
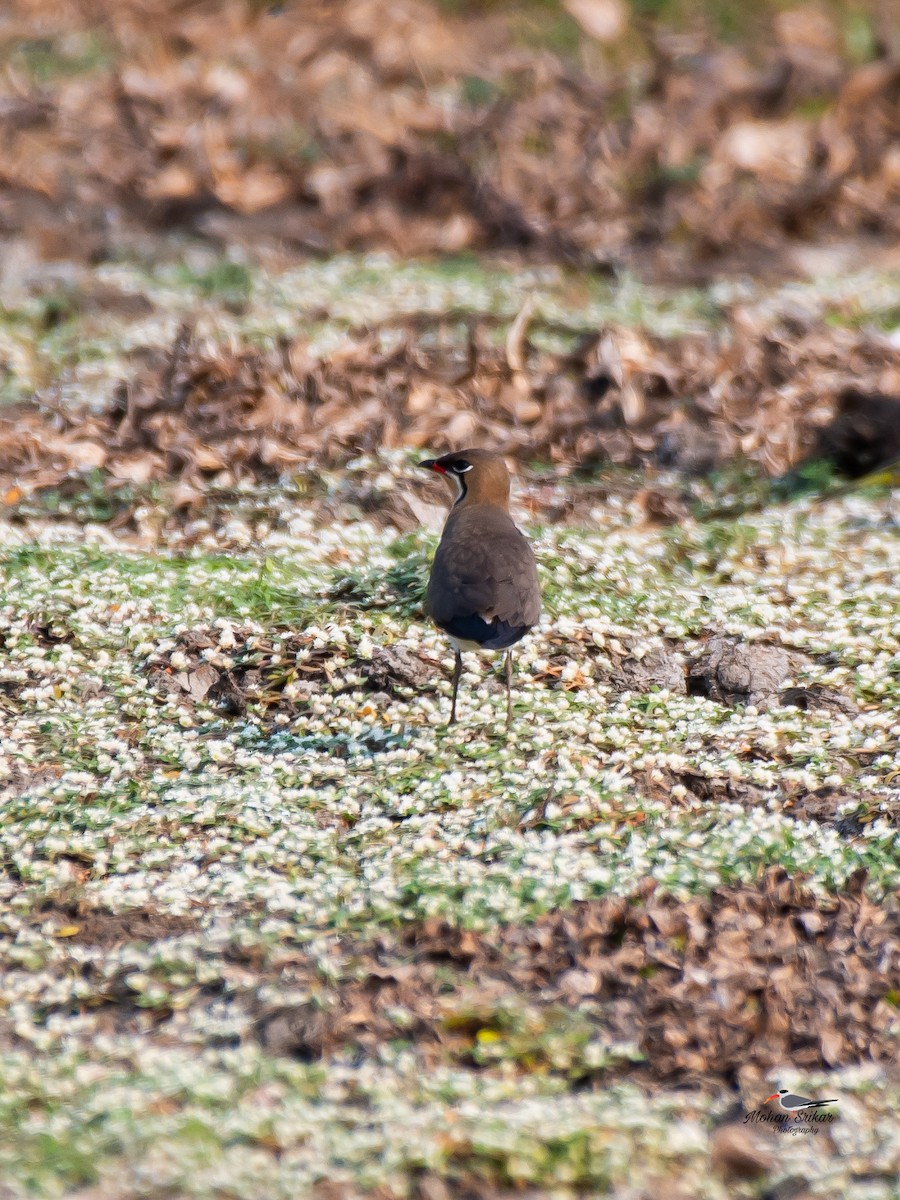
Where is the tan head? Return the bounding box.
[418,448,511,510]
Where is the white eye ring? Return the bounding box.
[453,462,473,473]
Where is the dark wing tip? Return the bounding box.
[438,613,531,650]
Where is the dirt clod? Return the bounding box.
[810,389,900,480]
[612,645,686,694]
[688,637,795,707]
[781,685,857,714]
[363,646,439,694]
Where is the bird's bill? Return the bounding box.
[419,459,447,474]
[763,1094,779,1104]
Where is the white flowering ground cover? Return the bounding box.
[1,258,900,1198]
[2,466,900,1198]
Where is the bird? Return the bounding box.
[418,448,541,728]
[764,1089,838,1118]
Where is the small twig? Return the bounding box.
[158,322,193,412]
[505,293,536,376]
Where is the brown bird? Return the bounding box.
[418,449,541,727]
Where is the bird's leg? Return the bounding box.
[505,649,513,729]
[449,649,462,725]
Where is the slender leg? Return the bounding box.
[505,649,513,729]
[450,649,462,725]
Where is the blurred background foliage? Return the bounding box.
[0,0,897,280]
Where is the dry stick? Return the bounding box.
[505,293,536,377]
[158,323,194,412]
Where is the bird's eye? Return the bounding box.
[451,460,472,473]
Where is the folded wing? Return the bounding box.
[427,506,540,649]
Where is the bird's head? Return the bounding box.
[764,1090,788,1103]
[418,448,511,510]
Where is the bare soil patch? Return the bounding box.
[33,905,198,948]
[252,868,900,1087]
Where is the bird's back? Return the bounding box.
[427,503,540,649]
